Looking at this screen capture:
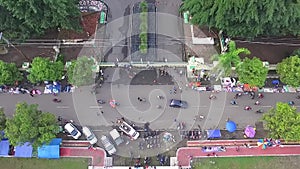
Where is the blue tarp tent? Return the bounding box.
[38,138,62,159]
[15,142,33,158]
[0,140,9,156]
[226,121,237,133]
[207,129,221,138]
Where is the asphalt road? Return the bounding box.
[1,67,299,157]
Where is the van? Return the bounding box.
[109,129,124,146]
[101,135,117,155]
[82,126,98,145]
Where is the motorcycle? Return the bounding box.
[244,106,252,111]
[230,100,237,105]
[53,98,61,103]
[258,93,264,99]
[256,109,264,113]
[254,100,260,105]
[288,101,295,105]
[97,99,106,104]
[157,95,164,99]
[209,95,217,99]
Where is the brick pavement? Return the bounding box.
[60,147,106,167]
[177,144,300,167]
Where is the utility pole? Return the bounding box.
[0,32,30,61]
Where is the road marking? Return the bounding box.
[89,106,103,109]
[261,106,272,107]
[191,106,208,108]
[228,106,239,108]
[56,106,70,109]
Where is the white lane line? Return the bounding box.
[190,106,208,108]
[261,106,272,107]
[89,106,103,109]
[228,106,239,108]
[56,106,70,109]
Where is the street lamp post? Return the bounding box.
[0,32,30,61]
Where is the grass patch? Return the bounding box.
[0,157,88,169]
[193,156,300,169]
[139,0,148,54]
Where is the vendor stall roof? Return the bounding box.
[38,145,60,159]
[0,140,9,156]
[15,142,33,158]
[207,129,221,138]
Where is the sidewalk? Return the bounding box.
[176,144,300,167]
[60,147,106,167]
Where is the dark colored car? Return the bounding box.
[169,99,188,108]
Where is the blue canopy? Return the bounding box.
[49,138,62,145]
[38,145,60,159]
[37,138,62,159]
[207,129,221,138]
[15,142,33,158]
[226,121,237,132]
[0,140,9,156]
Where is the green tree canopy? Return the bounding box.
[212,41,250,78]
[0,60,23,85]
[276,55,300,87]
[236,57,268,87]
[0,108,6,131]
[263,102,300,141]
[5,102,59,148]
[67,56,94,86]
[0,0,81,40]
[180,0,300,38]
[0,108,6,140]
[292,48,300,56]
[28,57,64,83]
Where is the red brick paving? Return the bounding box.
[177,145,300,167]
[60,147,106,166]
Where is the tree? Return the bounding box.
[28,57,64,83]
[0,0,81,40]
[0,108,6,140]
[263,102,300,141]
[5,102,59,148]
[212,41,250,78]
[0,60,23,85]
[0,6,33,40]
[292,49,300,56]
[236,57,268,87]
[0,108,6,131]
[67,56,94,86]
[276,55,300,87]
[180,0,300,38]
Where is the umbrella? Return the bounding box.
[226,121,237,132]
[244,125,256,138]
[257,139,268,149]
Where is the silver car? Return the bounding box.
[100,135,117,155]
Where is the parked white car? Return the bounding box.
[221,77,236,87]
[100,135,117,155]
[82,126,98,145]
[64,123,81,139]
[118,121,139,140]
